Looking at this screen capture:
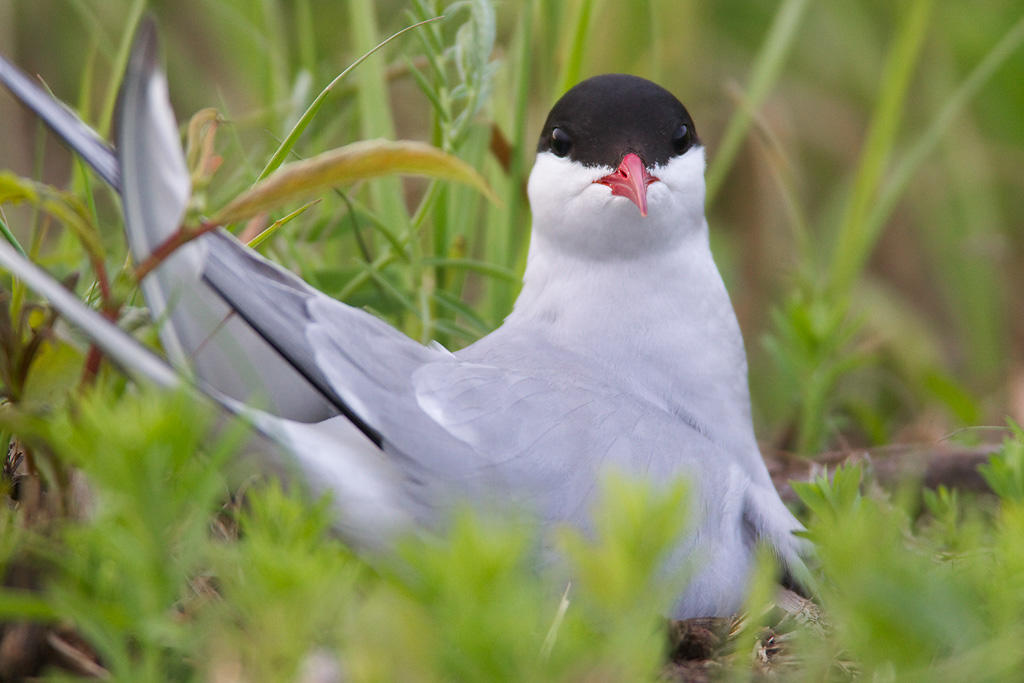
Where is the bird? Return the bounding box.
[0,20,809,618]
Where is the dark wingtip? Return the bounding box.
[131,15,161,74]
[201,232,385,449]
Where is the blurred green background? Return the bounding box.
[1,0,1022,455]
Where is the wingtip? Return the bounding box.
[115,15,162,138]
[131,15,161,75]
[115,12,192,263]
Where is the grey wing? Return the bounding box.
[199,233,626,513]
[407,349,717,519]
[0,18,334,421]
[116,20,335,421]
[416,337,810,585]
[200,229,422,446]
[200,229,516,471]
[407,358,659,520]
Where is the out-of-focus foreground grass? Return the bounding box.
[0,0,1023,679]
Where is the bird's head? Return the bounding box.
[527,74,706,260]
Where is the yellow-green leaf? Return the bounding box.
[247,199,321,249]
[0,172,104,262]
[21,340,82,410]
[0,171,39,205]
[214,139,498,225]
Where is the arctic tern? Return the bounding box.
[0,21,809,618]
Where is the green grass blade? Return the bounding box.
[558,0,599,95]
[295,0,317,76]
[704,0,810,206]
[432,289,492,334]
[865,14,1024,243]
[431,317,485,343]
[73,43,102,230]
[359,261,421,320]
[259,0,290,119]
[0,213,27,258]
[96,0,145,137]
[348,0,411,233]
[336,252,397,301]
[1,205,27,324]
[489,0,534,320]
[0,590,58,621]
[256,16,443,183]
[827,0,933,298]
[406,57,446,118]
[421,257,519,283]
[246,199,321,249]
[66,0,114,62]
[335,193,409,260]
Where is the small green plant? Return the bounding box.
[787,458,1024,680]
[979,421,1024,502]
[791,462,864,532]
[0,387,241,680]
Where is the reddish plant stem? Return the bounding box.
[134,221,220,282]
[91,258,112,308]
[79,220,220,386]
[78,307,120,387]
[77,256,121,388]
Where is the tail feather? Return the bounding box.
[0,18,337,421]
[0,236,410,547]
[0,239,178,389]
[0,54,120,190]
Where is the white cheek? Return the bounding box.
[655,147,706,193]
[647,181,671,204]
[528,153,613,222]
[653,147,707,218]
[580,182,616,208]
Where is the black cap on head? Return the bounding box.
[536,74,699,168]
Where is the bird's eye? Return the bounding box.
[550,127,572,157]
[672,123,692,153]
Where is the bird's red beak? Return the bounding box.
[593,153,658,217]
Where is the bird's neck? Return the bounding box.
[508,222,757,452]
